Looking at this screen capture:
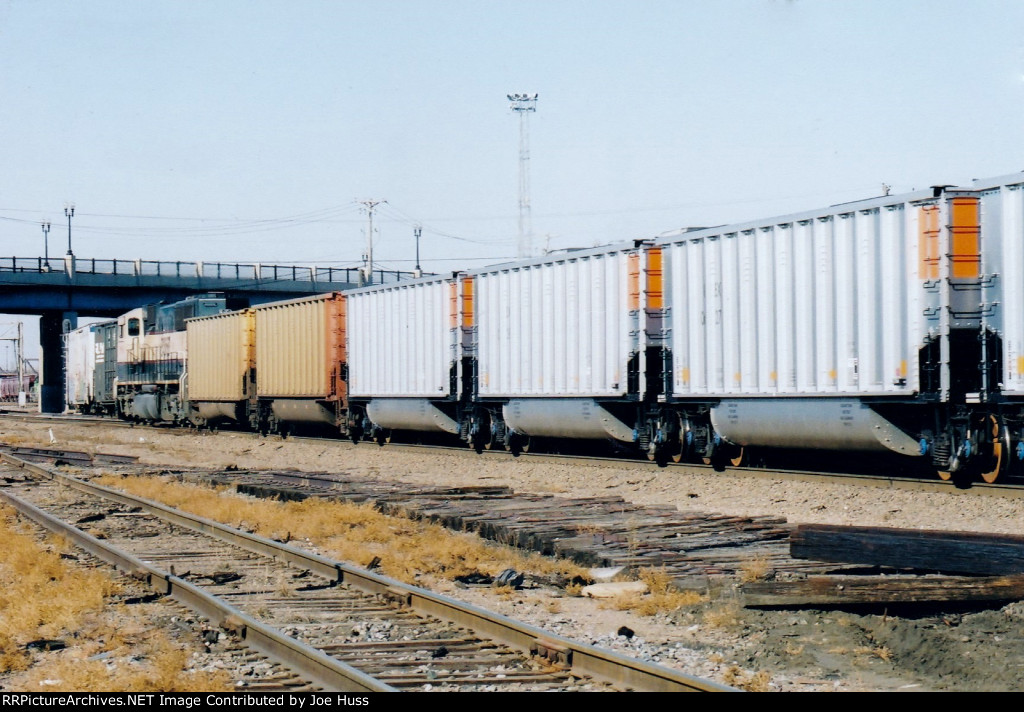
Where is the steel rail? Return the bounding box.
[0,485,392,692]
[0,452,733,692]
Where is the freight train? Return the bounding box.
[63,172,1024,483]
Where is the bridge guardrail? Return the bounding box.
[0,257,422,285]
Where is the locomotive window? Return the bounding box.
[128,318,141,337]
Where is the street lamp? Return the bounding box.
[64,204,74,256]
[40,221,51,267]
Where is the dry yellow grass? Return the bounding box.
[854,645,894,662]
[701,599,744,629]
[94,474,588,586]
[0,507,119,673]
[722,665,772,692]
[16,637,230,692]
[609,567,705,616]
[737,555,771,583]
[0,503,231,691]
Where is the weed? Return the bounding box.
[855,646,894,662]
[0,503,230,691]
[94,474,588,587]
[737,556,771,583]
[722,665,772,692]
[606,568,705,616]
[784,642,805,656]
[702,600,744,630]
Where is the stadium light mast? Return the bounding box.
[508,93,538,258]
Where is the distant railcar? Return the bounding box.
[64,320,117,414]
[0,373,35,402]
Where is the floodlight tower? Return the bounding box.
[508,93,538,258]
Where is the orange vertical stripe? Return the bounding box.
[950,196,980,279]
[645,247,663,310]
[461,277,475,328]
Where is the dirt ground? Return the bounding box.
[4,416,1024,692]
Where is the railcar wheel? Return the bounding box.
[979,415,1008,484]
[706,446,744,471]
[507,433,531,456]
[936,469,953,481]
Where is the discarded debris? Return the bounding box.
[204,571,242,585]
[616,626,635,639]
[495,568,524,589]
[75,512,106,524]
[25,639,66,652]
[589,566,626,582]
[454,572,493,586]
[580,581,649,599]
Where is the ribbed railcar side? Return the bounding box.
[64,323,99,411]
[346,276,461,439]
[647,186,998,471]
[185,309,255,426]
[466,247,641,449]
[976,175,1024,397]
[251,293,346,434]
[972,173,1024,481]
[93,321,118,413]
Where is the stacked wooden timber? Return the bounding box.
[742,524,1024,608]
[165,467,840,585]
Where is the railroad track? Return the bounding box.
[6,410,1024,498]
[0,452,732,692]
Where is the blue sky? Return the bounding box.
[3,0,1024,353]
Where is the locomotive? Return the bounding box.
[68,172,1024,483]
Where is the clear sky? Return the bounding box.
[3,0,1024,352]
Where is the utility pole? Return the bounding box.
[508,93,538,258]
[17,322,24,406]
[358,199,386,285]
[414,225,422,278]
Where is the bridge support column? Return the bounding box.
[39,311,77,413]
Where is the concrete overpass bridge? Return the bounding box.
[0,255,418,412]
